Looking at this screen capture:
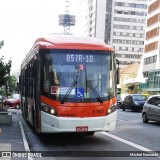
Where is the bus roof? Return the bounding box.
[21,34,114,70]
[35,34,114,51]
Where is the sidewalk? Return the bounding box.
[0,109,26,160]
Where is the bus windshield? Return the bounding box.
[41,49,116,103]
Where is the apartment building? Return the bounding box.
[111,0,147,68]
[143,0,160,76]
[75,0,147,68]
[75,0,106,40]
[142,0,160,94]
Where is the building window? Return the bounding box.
[134,48,139,52]
[128,47,132,51]
[122,46,126,50]
[124,11,129,14]
[116,32,120,36]
[115,2,123,6]
[122,32,127,36]
[131,11,135,15]
[135,33,140,37]
[117,10,122,14]
[129,33,133,37]
[124,3,129,7]
[115,46,119,50]
[144,55,157,65]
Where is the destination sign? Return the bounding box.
[50,50,110,65]
[66,54,93,63]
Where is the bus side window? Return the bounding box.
[27,65,30,97]
[24,67,27,97]
[30,61,34,98]
[32,60,38,98]
[21,71,25,97]
[29,63,32,98]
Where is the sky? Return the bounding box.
[0,0,76,73]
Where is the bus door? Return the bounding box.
[32,57,41,130]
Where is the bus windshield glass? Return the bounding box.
[41,49,116,103]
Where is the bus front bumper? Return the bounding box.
[41,110,117,133]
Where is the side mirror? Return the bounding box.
[116,59,120,84]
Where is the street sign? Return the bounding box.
[76,88,84,98]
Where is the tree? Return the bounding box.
[8,75,17,93]
[0,56,12,87]
[0,40,4,49]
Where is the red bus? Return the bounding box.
[19,34,119,135]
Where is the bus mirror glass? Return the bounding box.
[116,59,120,84]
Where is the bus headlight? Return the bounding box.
[42,104,57,116]
[107,103,117,115]
[50,108,56,115]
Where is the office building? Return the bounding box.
[142,0,160,94]
[75,0,148,68]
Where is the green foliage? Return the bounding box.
[0,40,4,49]
[8,75,17,92]
[117,88,121,94]
[0,56,12,87]
[128,85,134,91]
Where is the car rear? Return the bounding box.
[116,95,122,108]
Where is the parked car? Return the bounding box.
[3,94,20,109]
[142,94,150,99]
[122,94,147,112]
[142,95,160,123]
[116,94,123,108]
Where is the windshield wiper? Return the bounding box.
[60,81,77,104]
[87,80,103,103]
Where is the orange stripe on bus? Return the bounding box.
[41,96,116,118]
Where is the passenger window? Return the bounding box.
[125,96,129,101]
[148,97,158,106]
[155,97,160,106]
[128,96,132,100]
[147,97,155,105]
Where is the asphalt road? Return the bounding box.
[17,109,160,160]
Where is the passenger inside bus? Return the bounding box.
[49,66,59,86]
[48,66,60,100]
[42,54,60,100]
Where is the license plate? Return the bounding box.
[76,126,88,132]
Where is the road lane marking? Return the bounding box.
[101,132,152,151]
[19,121,34,160]
[101,132,160,158]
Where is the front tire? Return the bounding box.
[142,112,148,123]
